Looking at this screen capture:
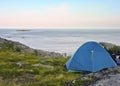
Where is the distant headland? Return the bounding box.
[16,30,31,31]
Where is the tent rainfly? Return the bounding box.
[66,41,117,72]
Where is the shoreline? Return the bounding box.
[0,29,120,55]
[0,37,63,58]
[0,36,72,56]
[1,36,119,56]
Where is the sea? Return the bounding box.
[0,29,120,55]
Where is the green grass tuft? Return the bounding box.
[0,50,85,86]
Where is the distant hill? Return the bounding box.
[100,42,116,49]
[0,37,62,57]
[100,42,120,54]
[16,30,31,31]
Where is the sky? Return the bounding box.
[0,0,120,29]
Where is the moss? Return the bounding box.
[108,46,120,54]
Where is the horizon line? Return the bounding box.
[0,27,120,29]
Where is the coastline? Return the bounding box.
[0,37,63,58]
[1,36,120,86]
[0,29,120,55]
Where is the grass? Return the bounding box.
[0,40,94,86]
[0,49,87,86]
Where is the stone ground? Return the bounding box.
[88,67,120,86]
[90,74,120,86]
[66,67,120,86]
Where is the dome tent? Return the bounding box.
[66,41,117,72]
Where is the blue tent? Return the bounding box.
[66,41,117,72]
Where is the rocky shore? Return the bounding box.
[89,67,120,86]
[0,37,63,58]
[66,67,120,86]
[1,37,120,86]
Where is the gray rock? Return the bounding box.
[91,74,120,86]
[32,63,53,68]
[88,67,120,86]
[16,62,29,68]
[68,67,120,86]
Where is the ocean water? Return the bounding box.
[0,29,120,55]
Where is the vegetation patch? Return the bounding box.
[0,49,82,86]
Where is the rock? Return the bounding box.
[32,63,53,68]
[16,62,29,68]
[91,74,120,86]
[67,67,120,86]
[88,67,120,86]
